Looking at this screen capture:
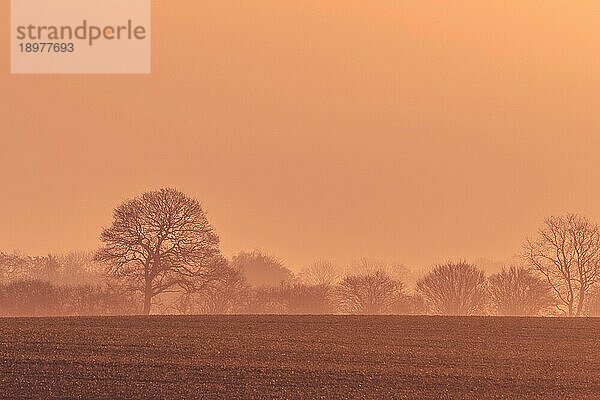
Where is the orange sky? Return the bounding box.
[2,1,600,271]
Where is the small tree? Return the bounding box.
[416,261,487,315]
[95,188,226,314]
[488,266,555,316]
[53,251,105,285]
[231,250,293,287]
[336,270,404,314]
[298,260,340,286]
[522,214,600,316]
[177,266,249,314]
[280,282,334,314]
[0,252,28,282]
[245,286,289,314]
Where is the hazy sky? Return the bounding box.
[2,1,600,271]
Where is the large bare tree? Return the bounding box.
[488,266,555,316]
[522,214,600,317]
[416,261,487,315]
[95,188,226,314]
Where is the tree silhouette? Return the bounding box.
[336,270,404,314]
[488,266,555,316]
[176,265,249,314]
[230,250,293,287]
[0,252,28,281]
[522,214,600,316]
[298,259,340,286]
[416,261,487,315]
[95,188,226,314]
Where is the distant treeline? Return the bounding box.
[2,188,600,317]
[1,250,599,317]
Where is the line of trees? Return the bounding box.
[2,188,600,317]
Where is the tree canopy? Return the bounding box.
[95,188,226,314]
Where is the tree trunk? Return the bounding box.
[143,286,152,315]
[576,287,586,317]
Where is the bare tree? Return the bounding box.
[176,266,250,314]
[585,287,600,316]
[0,252,28,282]
[488,266,555,316]
[280,282,334,314]
[522,214,600,317]
[0,252,63,283]
[53,251,104,285]
[336,270,404,314]
[416,261,487,315]
[245,286,289,314]
[230,250,293,287]
[346,258,412,283]
[298,259,340,286]
[94,188,226,314]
